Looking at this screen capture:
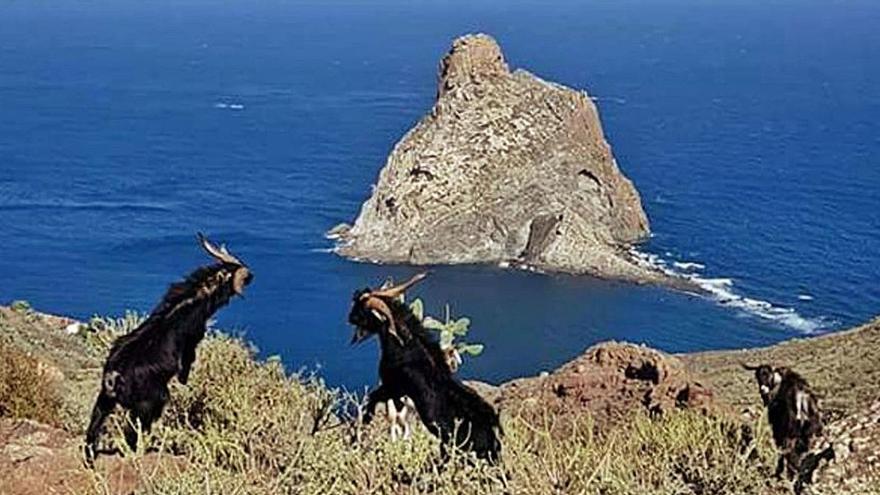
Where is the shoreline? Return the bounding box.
[329,232,708,296]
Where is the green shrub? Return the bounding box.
[81,310,146,353]
[10,300,32,313]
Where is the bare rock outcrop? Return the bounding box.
[334,34,660,282]
[495,342,715,426]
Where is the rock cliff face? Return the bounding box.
[334,34,658,282]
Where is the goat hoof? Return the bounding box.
[83,447,97,469]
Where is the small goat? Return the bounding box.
[348,273,502,461]
[743,364,823,481]
[84,234,253,464]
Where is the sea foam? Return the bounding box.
[628,247,826,334]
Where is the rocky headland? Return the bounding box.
[332,34,668,284]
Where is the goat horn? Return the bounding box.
[740,363,761,371]
[369,272,428,299]
[363,296,403,344]
[197,232,244,266]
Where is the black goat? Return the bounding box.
[348,273,502,461]
[84,234,253,464]
[743,364,823,482]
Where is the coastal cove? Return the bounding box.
[2,0,879,391]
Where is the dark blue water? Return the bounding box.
[2,0,878,390]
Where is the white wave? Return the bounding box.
[214,102,245,110]
[798,294,814,301]
[629,247,825,334]
[672,261,705,271]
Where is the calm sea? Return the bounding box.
[1,0,878,389]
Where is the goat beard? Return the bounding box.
[351,326,372,344]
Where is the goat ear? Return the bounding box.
[232,268,250,295]
[772,371,782,386]
[363,296,404,345]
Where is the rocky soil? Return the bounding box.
[333,34,664,283]
[0,417,183,495]
[808,398,880,494]
[485,342,716,427]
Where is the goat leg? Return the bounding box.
[178,344,197,385]
[785,450,803,481]
[84,391,116,468]
[774,455,786,479]
[124,410,141,453]
[402,414,412,440]
[125,394,168,454]
[363,385,394,425]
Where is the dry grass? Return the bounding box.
[0,340,64,426]
[80,335,784,495]
[0,307,803,494]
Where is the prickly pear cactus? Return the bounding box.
[409,298,484,367]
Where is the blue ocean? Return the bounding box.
[1,0,878,390]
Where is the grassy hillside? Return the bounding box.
[682,317,880,419]
[2,303,877,494]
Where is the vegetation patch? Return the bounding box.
[0,340,63,426]
[3,308,837,494]
[82,334,783,495]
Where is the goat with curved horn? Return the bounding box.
[84,233,253,466]
[197,233,251,295]
[346,271,502,461]
[197,232,244,266]
[368,272,428,299]
[362,296,402,343]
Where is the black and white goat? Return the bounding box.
[743,364,823,481]
[380,346,463,441]
[84,234,253,464]
[348,273,502,461]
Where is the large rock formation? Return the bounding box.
[490,342,715,427]
[333,34,660,282]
